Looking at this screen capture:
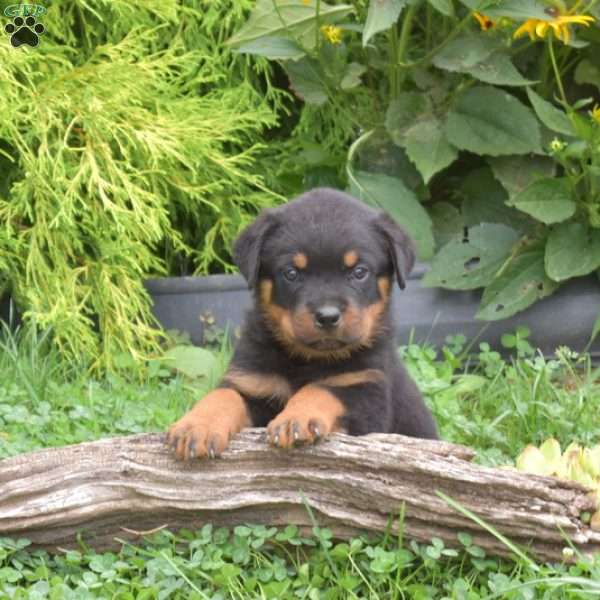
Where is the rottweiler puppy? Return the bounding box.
[167,187,438,460]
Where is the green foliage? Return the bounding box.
[0,1,287,370]
[2,329,600,596]
[348,169,435,260]
[229,0,600,324]
[423,223,519,290]
[4,523,600,598]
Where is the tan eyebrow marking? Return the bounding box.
[293,252,308,269]
[344,250,359,268]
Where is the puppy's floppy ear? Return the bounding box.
[233,210,277,288]
[372,212,416,289]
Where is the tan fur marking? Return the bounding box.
[224,369,292,403]
[362,298,387,343]
[167,388,250,460]
[343,250,359,268]
[315,368,385,388]
[267,385,346,448]
[293,252,308,269]
[259,279,273,305]
[377,276,391,300]
[259,279,387,363]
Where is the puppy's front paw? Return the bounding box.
[267,384,345,449]
[267,412,326,448]
[166,388,250,460]
[167,417,228,460]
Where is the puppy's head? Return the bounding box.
[233,188,415,361]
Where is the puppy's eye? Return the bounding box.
[351,265,369,280]
[283,267,299,282]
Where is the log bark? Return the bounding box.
[0,429,598,562]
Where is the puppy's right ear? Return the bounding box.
[233,211,277,288]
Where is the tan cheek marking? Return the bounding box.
[377,276,391,300]
[224,369,292,404]
[363,298,386,342]
[259,279,273,305]
[315,368,385,388]
[344,250,359,268]
[167,388,250,460]
[259,279,295,340]
[340,303,367,342]
[293,252,308,269]
[291,307,318,339]
[267,385,346,447]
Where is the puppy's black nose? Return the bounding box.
[314,305,341,329]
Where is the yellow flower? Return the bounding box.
[513,12,595,44]
[302,0,310,4]
[592,104,600,124]
[473,12,495,31]
[320,24,343,45]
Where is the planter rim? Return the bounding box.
[144,264,429,295]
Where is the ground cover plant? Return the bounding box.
[1,324,600,597]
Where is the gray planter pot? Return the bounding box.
[145,265,600,357]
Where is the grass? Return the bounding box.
[1,323,600,598]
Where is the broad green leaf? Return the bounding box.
[453,374,488,395]
[427,0,454,16]
[162,346,217,380]
[575,59,600,91]
[508,178,575,224]
[432,35,499,72]
[385,93,432,146]
[354,134,422,189]
[363,0,407,46]
[429,201,464,247]
[489,155,555,198]
[545,222,600,281]
[526,87,573,136]
[458,0,554,20]
[460,167,532,231]
[433,35,533,86]
[285,58,327,104]
[348,170,435,260]
[423,223,518,290]
[477,248,558,320]
[235,36,306,60]
[465,53,535,87]
[340,62,366,90]
[404,117,458,183]
[446,86,542,156]
[226,0,353,48]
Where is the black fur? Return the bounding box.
[226,187,438,440]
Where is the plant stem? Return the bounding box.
[399,9,474,69]
[425,3,432,51]
[389,24,399,101]
[547,35,568,106]
[315,0,321,51]
[395,3,418,93]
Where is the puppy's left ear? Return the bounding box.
[372,212,416,289]
[233,210,277,288]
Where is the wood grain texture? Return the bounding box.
[0,429,598,562]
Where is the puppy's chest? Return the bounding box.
[284,359,389,395]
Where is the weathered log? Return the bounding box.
[0,429,598,562]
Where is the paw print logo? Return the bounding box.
[4,15,45,48]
